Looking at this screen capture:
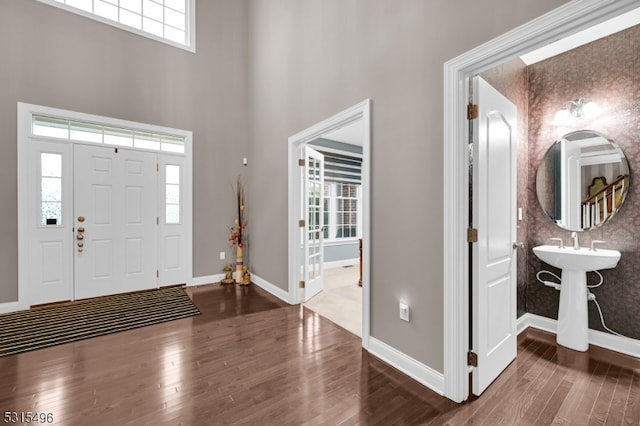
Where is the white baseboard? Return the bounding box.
[0,301,19,314]
[251,274,294,305]
[189,274,223,287]
[368,337,444,396]
[517,313,640,359]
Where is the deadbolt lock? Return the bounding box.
[77,216,85,222]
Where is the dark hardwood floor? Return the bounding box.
[0,283,639,425]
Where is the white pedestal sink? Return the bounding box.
[532,245,621,351]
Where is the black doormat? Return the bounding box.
[0,286,200,357]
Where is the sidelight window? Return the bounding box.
[40,153,63,226]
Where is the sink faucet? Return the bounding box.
[571,232,580,249]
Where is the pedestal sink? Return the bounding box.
[532,245,621,351]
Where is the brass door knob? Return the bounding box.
[77,242,84,248]
[76,234,84,240]
[77,227,85,233]
[77,216,85,222]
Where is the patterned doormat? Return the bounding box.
[0,286,200,357]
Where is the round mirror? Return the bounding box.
[536,130,630,232]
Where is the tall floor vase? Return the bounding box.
[235,246,243,284]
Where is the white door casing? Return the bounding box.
[18,102,193,309]
[303,146,325,302]
[471,76,517,395]
[73,144,158,300]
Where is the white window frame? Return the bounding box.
[36,0,196,53]
[323,182,362,243]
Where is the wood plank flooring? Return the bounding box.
[0,283,638,425]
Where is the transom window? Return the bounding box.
[37,0,195,51]
[32,114,186,154]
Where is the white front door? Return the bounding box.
[303,146,325,302]
[73,144,158,299]
[471,76,518,395]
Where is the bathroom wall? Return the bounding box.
[527,24,640,340]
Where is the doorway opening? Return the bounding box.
[443,0,640,403]
[287,99,371,347]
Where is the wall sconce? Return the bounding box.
[555,98,602,124]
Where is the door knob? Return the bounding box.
[77,216,85,222]
[512,242,524,249]
[76,234,84,240]
[77,227,85,233]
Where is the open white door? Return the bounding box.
[303,146,325,302]
[471,76,518,395]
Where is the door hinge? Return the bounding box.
[298,158,305,167]
[299,281,305,288]
[467,104,478,120]
[467,351,478,367]
[299,219,305,227]
[467,227,478,243]
[157,217,159,225]
[157,163,159,172]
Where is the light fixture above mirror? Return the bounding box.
[554,98,602,124]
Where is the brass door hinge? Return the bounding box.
[467,228,478,243]
[299,219,305,227]
[467,351,478,367]
[467,104,478,120]
[299,158,306,167]
[299,281,305,288]
[156,270,159,278]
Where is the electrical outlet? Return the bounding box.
[399,302,410,322]
[219,251,226,260]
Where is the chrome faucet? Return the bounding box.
[550,237,564,248]
[571,232,580,249]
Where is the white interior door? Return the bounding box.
[303,146,325,302]
[74,144,158,299]
[472,76,518,395]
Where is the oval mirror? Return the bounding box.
[536,130,630,232]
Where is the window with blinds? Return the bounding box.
[37,0,195,51]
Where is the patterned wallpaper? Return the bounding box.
[482,23,640,341]
[527,24,640,340]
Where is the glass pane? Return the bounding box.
[165,7,185,30]
[121,0,142,14]
[70,121,103,143]
[165,0,186,13]
[164,25,186,45]
[134,132,162,150]
[41,202,62,226]
[42,177,62,202]
[143,16,163,37]
[95,0,119,21]
[166,184,180,204]
[104,127,133,147]
[143,0,163,21]
[166,204,180,224]
[33,116,68,139]
[41,153,62,177]
[166,164,180,184]
[120,8,142,29]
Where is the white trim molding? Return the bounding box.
[369,337,445,396]
[518,313,640,360]
[288,99,372,350]
[252,274,295,305]
[0,302,19,315]
[189,274,224,287]
[443,0,640,403]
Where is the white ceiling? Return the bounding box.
[520,7,640,65]
[321,119,364,146]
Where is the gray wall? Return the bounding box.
[0,0,250,302]
[325,242,359,264]
[246,0,567,373]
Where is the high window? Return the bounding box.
[37,0,195,51]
